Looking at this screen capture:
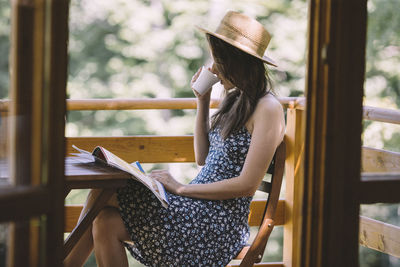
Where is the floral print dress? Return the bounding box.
[117,126,253,266]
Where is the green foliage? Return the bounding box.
[65,0,308,138]
[0,0,10,99]
[67,110,151,136]
[361,2,400,266]
[365,0,400,107]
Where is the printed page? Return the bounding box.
[100,147,169,207]
[71,145,95,161]
[71,145,168,208]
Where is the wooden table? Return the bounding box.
[64,157,133,258]
[0,157,131,188]
[0,157,132,258]
[0,156,132,258]
[65,157,130,190]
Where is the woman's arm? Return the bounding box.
[152,96,286,200]
[192,68,212,166]
[194,97,211,165]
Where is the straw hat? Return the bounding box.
[197,11,277,67]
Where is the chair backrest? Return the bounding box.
[238,140,286,266]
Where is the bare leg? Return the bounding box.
[92,207,131,267]
[64,189,120,267]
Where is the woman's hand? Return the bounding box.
[191,67,212,100]
[149,170,185,195]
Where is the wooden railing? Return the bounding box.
[359,115,400,259]
[359,104,400,259]
[1,97,400,265]
[62,97,305,267]
[359,216,400,258]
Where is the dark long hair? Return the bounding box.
[207,34,273,139]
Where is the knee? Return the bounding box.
[92,207,119,240]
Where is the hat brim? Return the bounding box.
[197,26,278,67]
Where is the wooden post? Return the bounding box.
[5,0,68,266]
[283,107,305,267]
[0,110,8,160]
[8,0,36,266]
[43,0,69,266]
[301,0,367,266]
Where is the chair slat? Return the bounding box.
[257,181,272,193]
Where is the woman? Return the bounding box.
[64,11,285,267]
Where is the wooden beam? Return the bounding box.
[64,205,83,232]
[0,100,8,112]
[359,178,400,204]
[1,97,302,112]
[0,111,9,159]
[65,97,298,111]
[4,98,400,125]
[302,0,367,267]
[362,147,400,173]
[29,0,46,263]
[67,98,220,110]
[8,0,36,265]
[363,106,400,125]
[9,0,35,187]
[9,220,30,267]
[359,215,400,258]
[66,136,195,163]
[43,0,70,265]
[0,186,51,222]
[227,262,284,267]
[64,199,287,233]
[362,173,400,181]
[283,108,305,267]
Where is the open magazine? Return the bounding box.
[72,145,169,208]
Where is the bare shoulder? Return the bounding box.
[254,94,284,117]
[246,94,285,136]
[252,94,285,141]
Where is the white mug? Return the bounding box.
[192,66,220,95]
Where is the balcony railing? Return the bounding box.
[0,97,400,265]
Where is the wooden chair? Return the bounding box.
[233,140,286,267]
[64,139,286,265]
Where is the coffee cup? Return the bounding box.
[192,66,220,95]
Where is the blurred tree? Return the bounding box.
[0,0,10,99]
[359,0,400,266]
[65,0,308,137]
[365,0,400,107]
